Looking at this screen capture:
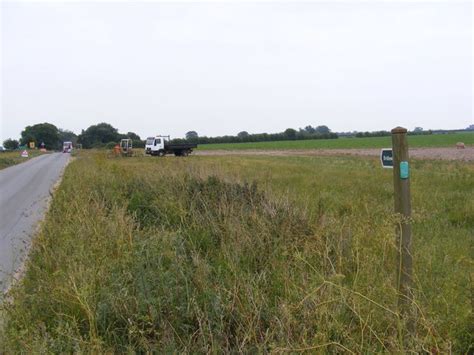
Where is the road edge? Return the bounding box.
[1,155,72,297]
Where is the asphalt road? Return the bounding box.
[0,153,70,293]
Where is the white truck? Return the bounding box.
[63,141,73,153]
[145,135,197,157]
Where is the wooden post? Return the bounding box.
[391,127,414,333]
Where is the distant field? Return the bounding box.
[198,132,474,150]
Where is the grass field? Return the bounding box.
[198,132,474,150]
[1,151,472,352]
[0,150,46,170]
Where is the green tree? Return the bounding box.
[186,131,199,142]
[58,129,78,147]
[186,131,198,139]
[3,138,19,150]
[304,125,316,134]
[122,132,144,148]
[125,132,141,141]
[315,125,330,134]
[78,123,120,148]
[237,131,249,138]
[20,123,60,150]
[284,128,297,139]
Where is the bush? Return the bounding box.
[3,138,19,150]
[105,142,117,149]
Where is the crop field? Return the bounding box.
[1,151,472,353]
[0,150,46,170]
[198,132,474,150]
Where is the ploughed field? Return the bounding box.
[1,151,472,353]
[196,147,474,161]
[197,131,474,150]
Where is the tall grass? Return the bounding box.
[0,150,46,170]
[1,152,472,352]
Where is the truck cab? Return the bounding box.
[63,141,73,153]
[145,136,168,156]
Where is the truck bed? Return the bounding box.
[165,143,197,150]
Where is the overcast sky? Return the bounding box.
[1,1,472,141]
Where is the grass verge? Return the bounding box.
[0,150,48,170]
[1,152,472,352]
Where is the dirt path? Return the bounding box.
[196,147,474,161]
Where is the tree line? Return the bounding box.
[176,125,337,144]
[3,123,79,150]
[2,122,444,151]
[2,123,339,150]
[2,122,144,150]
[350,129,433,138]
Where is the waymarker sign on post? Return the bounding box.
[390,127,414,338]
[381,129,414,341]
[380,148,393,168]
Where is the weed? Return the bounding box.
[1,152,472,352]
[0,150,46,170]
